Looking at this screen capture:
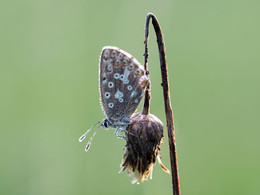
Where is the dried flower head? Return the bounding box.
[121,112,169,184]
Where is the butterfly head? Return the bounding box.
[100,119,111,129]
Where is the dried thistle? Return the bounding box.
[121,112,169,184]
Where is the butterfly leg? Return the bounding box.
[120,126,136,138]
[115,127,126,140]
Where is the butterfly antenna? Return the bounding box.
[85,125,100,152]
[78,121,100,142]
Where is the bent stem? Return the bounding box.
[142,13,180,195]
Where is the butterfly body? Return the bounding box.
[99,46,148,130]
[79,46,149,151]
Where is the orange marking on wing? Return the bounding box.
[115,60,120,66]
[141,81,147,86]
[135,71,140,76]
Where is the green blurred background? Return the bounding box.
[1,0,260,194]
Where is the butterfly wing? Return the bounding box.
[99,46,149,122]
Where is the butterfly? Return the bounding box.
[79,46,149,151]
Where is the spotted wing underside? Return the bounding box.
[99,46,148,122]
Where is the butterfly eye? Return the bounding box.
[104,120,109,128]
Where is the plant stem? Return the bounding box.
[141,17,151,116]
[142,13,180,195]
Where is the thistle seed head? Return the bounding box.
[121,112,169,184]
